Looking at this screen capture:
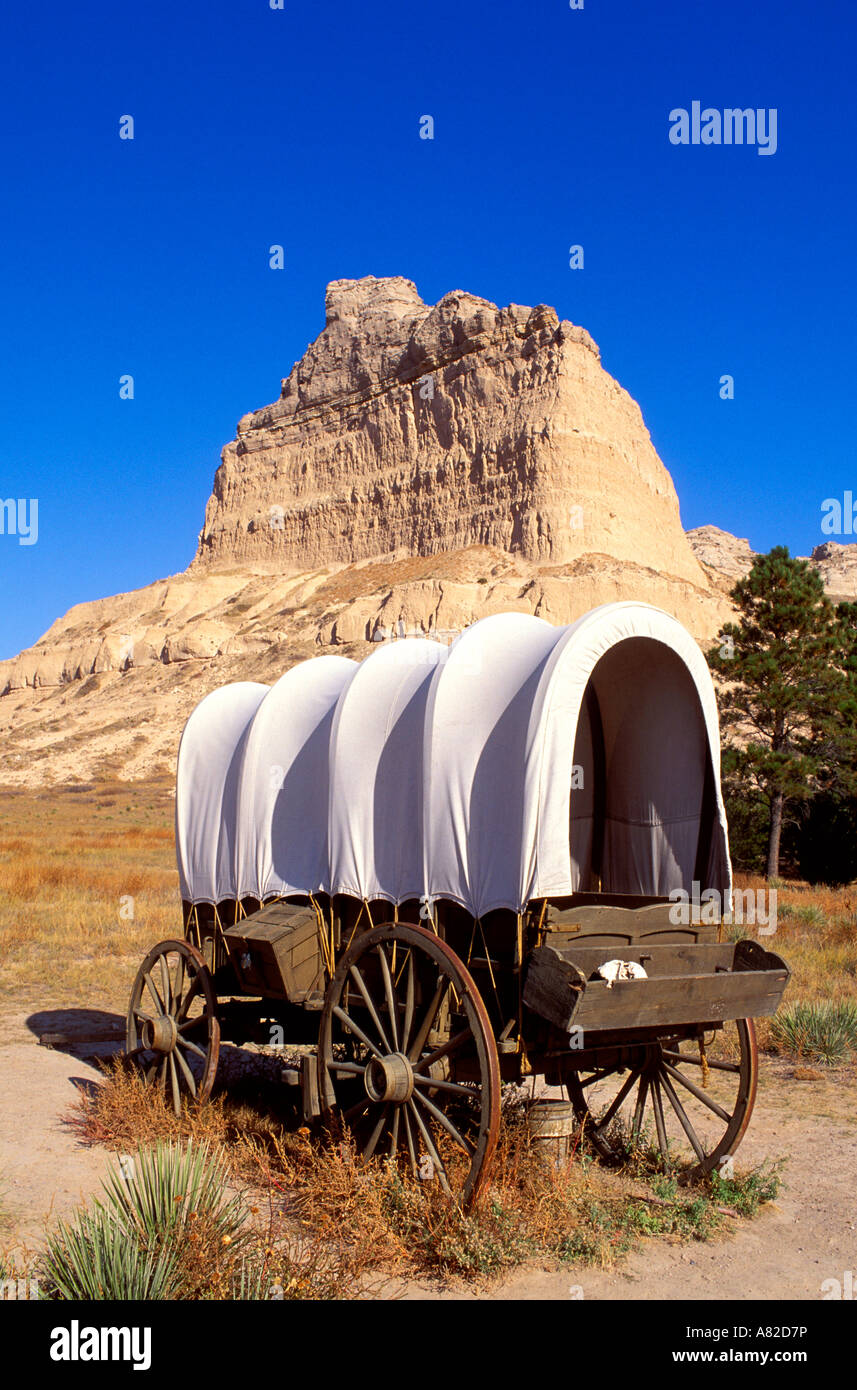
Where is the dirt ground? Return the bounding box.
[2,1004,854,1301]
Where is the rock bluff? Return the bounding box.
[195,276,706,584]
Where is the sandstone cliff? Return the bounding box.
[686,526,857,603]
[195,276,708,584]
[1,276,736,787]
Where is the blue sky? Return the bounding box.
[1,0,855,658]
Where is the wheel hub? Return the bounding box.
[141,1014,178,1053]
[364,1051,414,1104]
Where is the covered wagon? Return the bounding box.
[126,602,790,1205]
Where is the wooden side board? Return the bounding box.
[523,939,791,1033]
[547,943,736,977]
[534,900,720,946]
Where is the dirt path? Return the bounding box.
[0,1031,109,1246]
[399,1067,857,1300]
[2,1007,855,1299]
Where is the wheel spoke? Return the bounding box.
[591,1065,642,1133]
[347,965,392,1053]
[661,1060,731,1122]
[144,971,165,1014]
[412,1087,474,1156]
[412,1028,471,1074]
[376,946,399,1050]
[133,1007,156,1024]
[344,1094,372,1125]
[407,975,450,1063]
[177,1013,206,1034]
[659,1067,706,1162]
[362,1105,390,1161]
[157,1056,168,1094]
[580,1065,623,1090]
[412,1072,474,1098]
[168,1053,181,1116]
[175,975,201,1023]
[401,951,415,1054]
[179,1036,207,1059]
[407,1099,451,1196]
[159,955,173,1015]
[172,953,186,1014]
[402,1104,419,1177]
[650,1073,670,1158]
[174,1045,198,1098]
[333,1006,385,1061]
[661,1048,740,1074]
[632,1073,649,1136]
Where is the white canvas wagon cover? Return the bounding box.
[175,602,730,915]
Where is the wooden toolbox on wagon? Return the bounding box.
[223,902,324,1002]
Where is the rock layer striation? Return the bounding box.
[195,276,707,584]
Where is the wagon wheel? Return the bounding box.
[125,939,220,1117]
[566,1018,758,1180]
[317,922,501,1209]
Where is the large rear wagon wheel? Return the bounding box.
[126,939,220,1116]
[566,1018,758,1180]
[318,922,501,1210]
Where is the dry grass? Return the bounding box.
[66,1063,779,1286]
[0,780,178,1011]
[731,872,857,1055]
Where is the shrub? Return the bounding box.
[41,1140,249,1301]
[770,1000,857,1064]
[777,902,827,928]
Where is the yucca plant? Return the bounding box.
[41,1140,249,1300]
[101,1139,245,1245]
[41,1208,178,1300]
[770,999,857,1064]
[778,902,827,928]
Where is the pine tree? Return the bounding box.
[707,547,846,879]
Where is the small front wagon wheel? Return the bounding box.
[317,922,501,1210]
[126,939,220,1116]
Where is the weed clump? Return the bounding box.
[770,1000,857,1064]
[39,1138,353,1301]
[67,1070,782,1291]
